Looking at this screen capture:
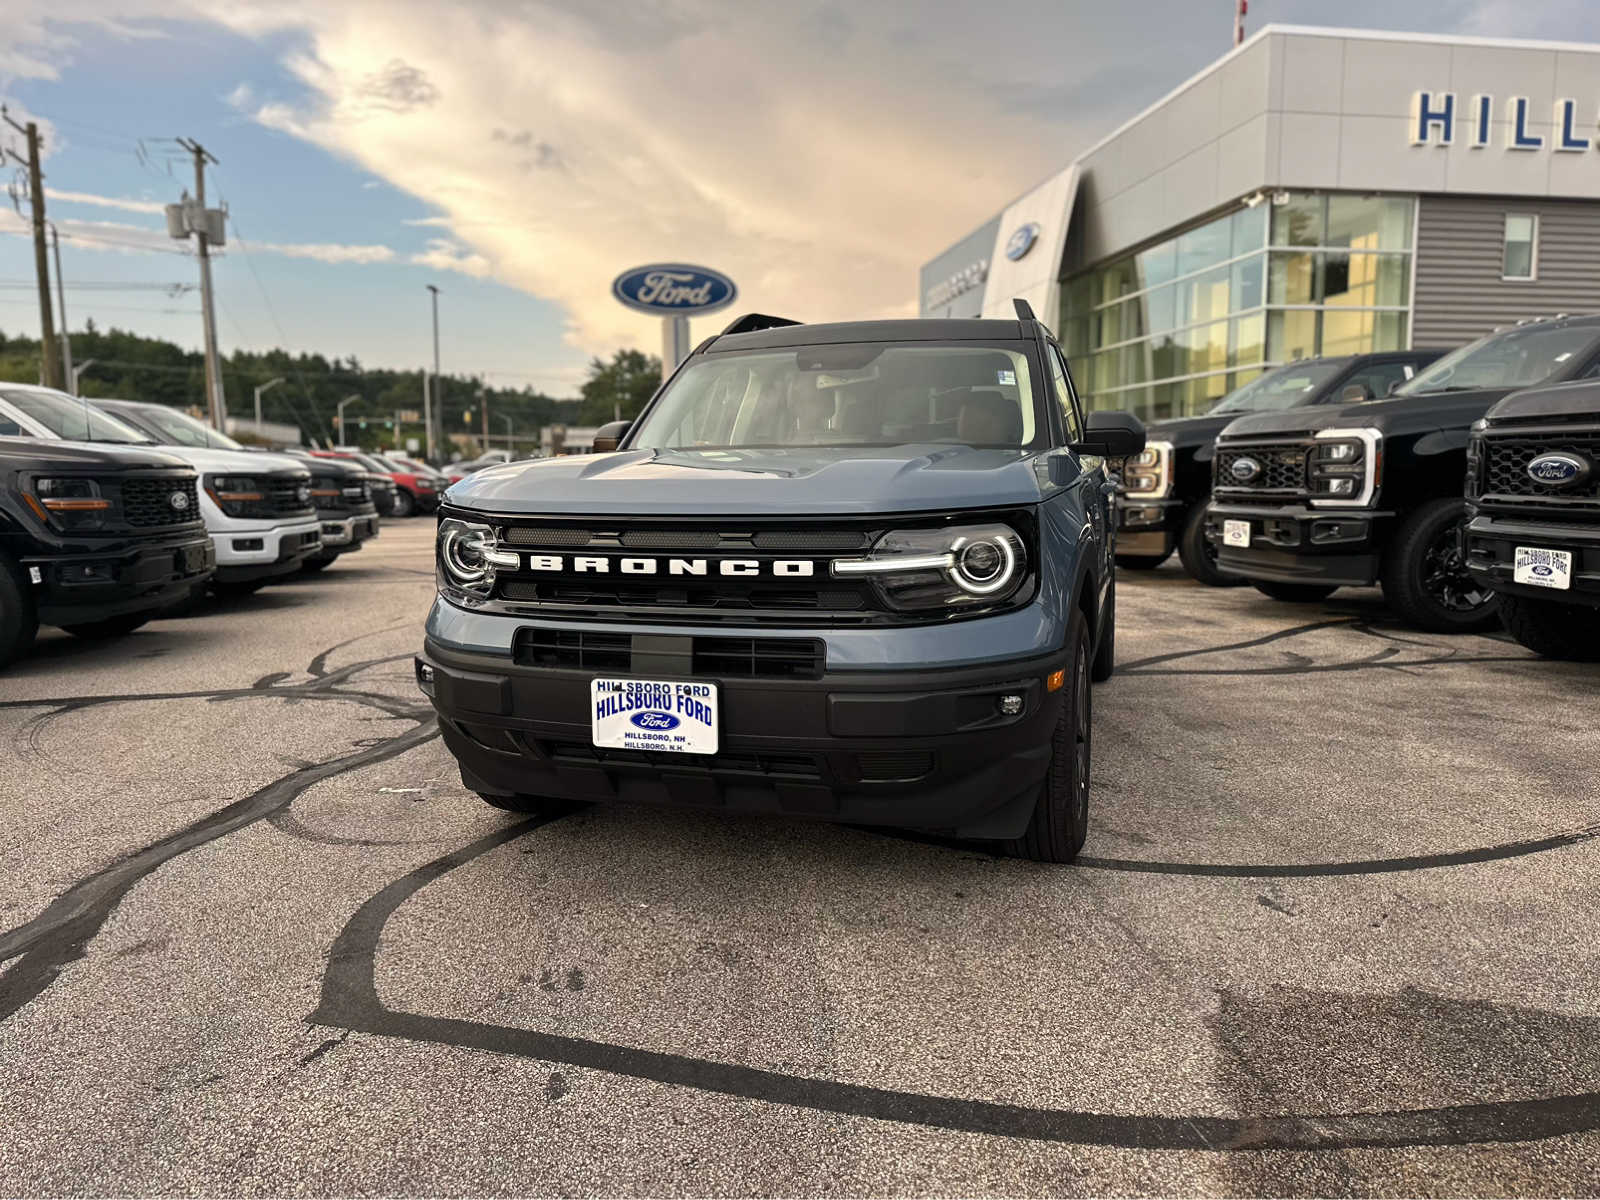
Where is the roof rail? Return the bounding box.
[1013,298,1037,322]
[721,313,801,336]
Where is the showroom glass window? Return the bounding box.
[1502,214,1538,280]
[1061,192,1415,421]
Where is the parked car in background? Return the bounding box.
[1118,350,1445,585]
[316,450,438,517]
[1465,378,1600,660]
[442,454,510,484]
[1208,317,1600,632]
[1,436,214,666]
[0,386,322,598]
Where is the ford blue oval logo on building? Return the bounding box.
[1004,223,1040,261]
[630,711,681,731]
[1230,456,1263,483]
[611,264,737,316]
[1526,451,1591,489]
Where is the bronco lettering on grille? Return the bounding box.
[524,555,816,577]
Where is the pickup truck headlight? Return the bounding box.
[205,474,266,517]
[26,477,113,531]
[1309,428,1381,507]
[437,518,520,599]
[832,523,1028,611]
[1120,440,1173,498]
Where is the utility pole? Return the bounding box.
[176,138,225,432]
[425,284,441,461]
[49,223,73,392]
[478,388,489,453]
[2,110,62,390]
[1234,0,1247,46]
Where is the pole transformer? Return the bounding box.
[2,112,62,389]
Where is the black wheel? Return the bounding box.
[1090,581,1116,683]
[301,557,333,574]
[1001,619,1091,863]
[1380,497,1500,633]
[1499,595,1600,661]
[0,553,39,670]
[1177,501,1245,587]
[392,489,416,518]
[61,614,150,639]
[1253,580,1338,603]
[1115,553,1169,570]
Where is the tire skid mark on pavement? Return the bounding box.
[309,822,1600,1152]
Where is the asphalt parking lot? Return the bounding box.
[2,517,1598,1196]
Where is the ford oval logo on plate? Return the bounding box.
[630,711,681,731]
[1004,222,1040,261]
[1526,452,1591,489]
[1230,456,1263,483]
[611,264,737,315]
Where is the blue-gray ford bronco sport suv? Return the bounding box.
[416,304,1145,862]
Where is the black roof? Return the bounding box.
[708,318,1029,353]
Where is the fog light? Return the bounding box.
[415,660,435,695]
[233,537,264,552]
[997,693,1024,716]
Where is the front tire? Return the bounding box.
[1115,553,1169,570]
[61,614,150,639]
[1253,580,1338,603]
[1090,581,1116,683]
[1177,501,1244,587]
[0,554,39,670]
[392,489,416,518]
[1001,620,1091,863]
[1380,497,1500,633]
[1499,595,1600,661]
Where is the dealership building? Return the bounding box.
[920,25,1600,420]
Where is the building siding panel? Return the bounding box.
[1413,195,1600,347]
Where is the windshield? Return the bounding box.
[627,343,1040,451]
[124,402,243,450]
[1208,361,1346,414]
[2,387,154,443]
[1397,325,1600,395]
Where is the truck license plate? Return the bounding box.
[591,678,719,754]
[1223,519,1251,548]
[1513,546,1571,590]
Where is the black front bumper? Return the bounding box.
[1206,501,1392,587]
[26,531,215,626]
[1465,511,1600,605]
[1115,496,1184,559]
[418,638,1066,839]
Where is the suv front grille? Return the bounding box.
[517,629,632,671]
[1214,442,1312,499]
[120,477,201,528]
[1477,430,1600,514]
[512,630,823,679]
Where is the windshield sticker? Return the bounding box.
[997,369,1016,385]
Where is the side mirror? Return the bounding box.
[1339,383,1372,403]
[592,419,631,453]
[1069,410,1146,459]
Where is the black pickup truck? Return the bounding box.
[1465,378,1600,659]
[1209,317,1600,632]
[0,437,214,667]
[1118,351,1443,585]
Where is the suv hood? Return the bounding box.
[1145,412,1237,448]
[145,446,310,475]
[1218,388,1514,440]
[0,436,191,472]
[1485,378,1600,424]
[447,445,1044,516]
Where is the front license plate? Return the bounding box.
[1223,519,1251,548]
[591,678,719,754]
[1514,546,1572,590]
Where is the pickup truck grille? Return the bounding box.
[1213,442,1312,499]
[1475,429,1600,515]
[120,477,202,528]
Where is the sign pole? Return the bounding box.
[661,315,691,381]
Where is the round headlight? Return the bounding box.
[440,521,491,585]
[949,533,1017,595]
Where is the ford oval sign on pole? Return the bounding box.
[612,263,737,379]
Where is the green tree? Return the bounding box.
[577,349,661,425]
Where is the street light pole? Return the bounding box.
[71,358,96,393]
[499,412,513,452]
[254,376,285,427]
[425,284,441,462]
[49,224,74,393]
[337,393,360,446]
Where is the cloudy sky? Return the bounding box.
[2,0,1598,395]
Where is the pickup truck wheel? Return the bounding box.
[1177,501,1245,587]
[1498,595,1600,661]
[1380,498,1500,633]
[1115,553,1168,570]
[0,554,39,669]
[60,614,150,639]
[1090,579,1115,683]
[1002,621,1091,863]
[1253,581,1338,602]
[392,489,416,518]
